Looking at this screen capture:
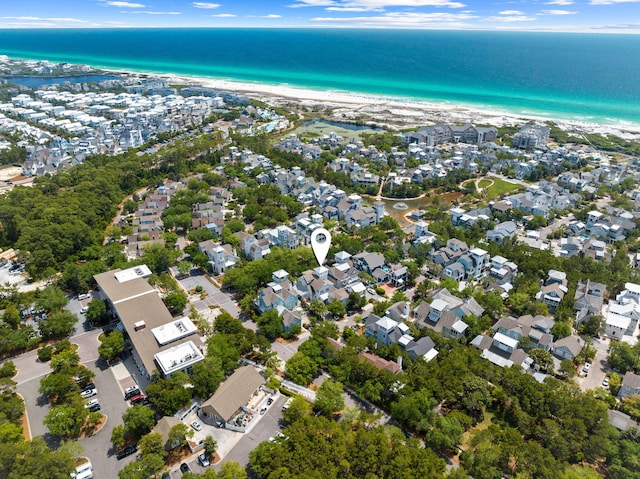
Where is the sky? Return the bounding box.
[0,0,639,32]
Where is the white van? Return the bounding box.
[70,460,93,479]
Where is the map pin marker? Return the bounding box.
[310,228,331,266]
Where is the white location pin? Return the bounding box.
[310,228,332,266]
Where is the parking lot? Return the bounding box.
[166,394,286,477]
[18,355,138,479]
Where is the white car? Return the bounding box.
[582,362,591,374]
[190,420,202,432]
[602,376,610,388]
[80,388,97,399]
[198,452,210,467]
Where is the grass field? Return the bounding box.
[478,178,492,188]
[485,178,522,200]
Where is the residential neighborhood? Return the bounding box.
[3,58,640,479]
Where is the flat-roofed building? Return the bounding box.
[94,266,204,379]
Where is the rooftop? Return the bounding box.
[151,317,198,346]
[154,341,204,377]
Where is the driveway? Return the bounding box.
[167,394,287,477]
[577,337,610,392]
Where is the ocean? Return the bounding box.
[0,28,638,126]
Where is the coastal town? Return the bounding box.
[2,57,640,479]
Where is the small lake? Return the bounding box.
[2,75,122,88]
[302,119,382,131]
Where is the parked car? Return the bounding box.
[190,420,202,432]
[180,463,191,473]
[80,306,89,314]
[582,362,591,375]
[130,394,146,405]
[366,287,376,295]
[198,452,210,467]
[88,403,101,413]
[267,397,273,406]
[282,398,293,411]
[81,383,96,392]
[80,388,97,399]
[124,386,140,400]
[602,376,610,388]
[116,445,137,460]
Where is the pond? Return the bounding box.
[365,191,464,226]
[302,119,382,131]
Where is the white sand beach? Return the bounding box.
[114,69,640,140]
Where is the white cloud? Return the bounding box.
[590,0,640,4]
[247,14,282,18]
[2,16,87,23]
[542,9,577,14]
[106,1,145,7]
[312,11,477,26]
[127,11,182,14]
[499,10,524,14]
[290,0,337,6]
[545,0,574,4]
[486,15,536,22]
[192,2,220,8]
[211,13,236,17]
[327,6,383,10]
[292,0,466,9]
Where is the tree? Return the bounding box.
[551,321,572,341]
[191,356,225,399]
[168,423,194,449]
[122,405,156,438]
[218,462,247,479]
[39,311,76,339]
[256,308,284,341]
[36,285,69,313]
[285,352,318,386]
[608,342,639,373]
[559,359,576,378]
[6,437,75,479]
[111,424,126,449]
[426,415,465,453]
[164,290,188,315]
[139,432,167,459]
[282,395,312,424]
[203,435,218,458]
[314,379,344,417]
[43,403,86,438]
[85,300,108,325]
[327,299,347,319]
[308,299,328,321]
[0,361,16,379]
[50,349,80,374]
[98,330,125,361]
[145,372,192,416]
[117,453,165,479]
[529,349,555,373]
[579,315,603,336]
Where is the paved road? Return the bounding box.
[214,394,286,470]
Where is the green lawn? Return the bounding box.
[485,178,522,200]
[478,179,492,188]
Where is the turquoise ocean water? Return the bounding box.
[0,29,639,126]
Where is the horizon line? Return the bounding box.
[0,26,639,34]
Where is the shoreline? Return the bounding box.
[6,53,640,139]
[125,69,640,139]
